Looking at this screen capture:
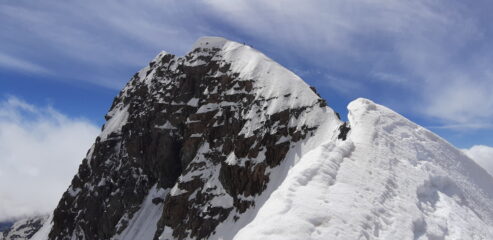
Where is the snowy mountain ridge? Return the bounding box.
[8,36,493,240]
[234,98,493,240]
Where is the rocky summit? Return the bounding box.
[43,37,341,240]
[18,37,493,240]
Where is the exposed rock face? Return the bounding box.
[48,37,340,240]
[1,216,47,240]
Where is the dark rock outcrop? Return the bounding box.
[338,122,351,140]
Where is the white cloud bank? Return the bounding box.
[463,145,493,177]
[0,96,99,221]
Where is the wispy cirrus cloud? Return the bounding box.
[0,52,50,74]
[0,0,211,89]
[2,0,493,130]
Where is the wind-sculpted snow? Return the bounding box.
[233,140,355,240]
[234,98,493,240]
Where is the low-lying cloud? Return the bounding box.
[0,96,99,221]
[463,145,493,177]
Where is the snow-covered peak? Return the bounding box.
[113,36,331,139]
[127,36,325,116]
[191,36,231,50]
[152,51,169,62]
[46,36,340,240]
[191,36,324,115]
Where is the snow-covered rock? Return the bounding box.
[38,36,339,240]
[32,37,493,240]
[1,215,48,240]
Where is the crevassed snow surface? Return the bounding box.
[233,98,493,240]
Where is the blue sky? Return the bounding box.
[1,0,493,220]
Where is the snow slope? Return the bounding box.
[113,186,170,240]
[233,98,493,240]
[30,215,52,240]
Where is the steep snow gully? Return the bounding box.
[9,37,493,240]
